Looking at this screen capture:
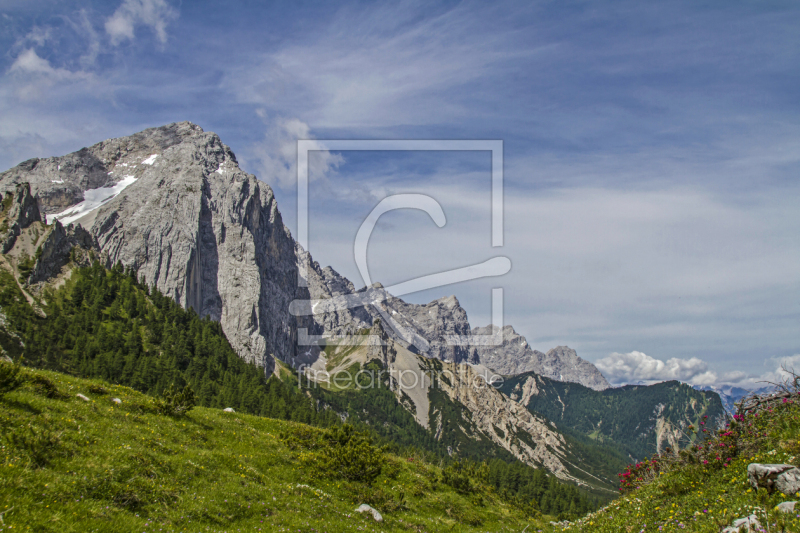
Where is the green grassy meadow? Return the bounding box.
[0,368,547,533]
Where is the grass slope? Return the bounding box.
[544,390,800,532]
[0,368,551,532]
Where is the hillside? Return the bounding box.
[501,372,726,460]
[0,367,551,532]
[546,387,800,532]
[0,250,601,524]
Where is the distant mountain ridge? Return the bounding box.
[693,384,776,414]
[471,324,610,390]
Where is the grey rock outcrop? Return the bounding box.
[472,325,610,390]
[777,468,800,496]
[776,501,797,513]
[747,463,799,494]
[355,504,382,522]
[722,514,761,533]
[28,221,95,284]
[1,183,41,253]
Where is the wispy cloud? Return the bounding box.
[105,0,177,45]
[247,111,343,189]
[222,2,541,129]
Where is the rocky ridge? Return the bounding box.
[472,324,610,390]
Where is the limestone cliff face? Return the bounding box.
[472,324,610,390]
[429,360,579,483]
[0,122,306,372]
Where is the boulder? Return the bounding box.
[776,501,797,513]
[776,469,800,496]
[747,463,797,492]
[223,407,235,413]
[76,393,90,402]
[722,514,761,533]
[112,398,122,404]
[355,504,382,522]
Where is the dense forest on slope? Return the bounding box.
[0,262,338,425]
[0,261,600,518]
[500,372,725,460]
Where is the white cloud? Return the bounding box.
[9,48,56,75]
[595,350,800,389]
[595,351,713,385]
[249,113,343,189]
[105,0,177,45]
[8,49,91,89]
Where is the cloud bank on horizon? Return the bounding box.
[596,351,800,390]
[0,0,798,390]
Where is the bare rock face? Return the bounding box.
[0,125,192,214]
[748,463,800,494]
[471,325,610,390]
[1,183,41,253]
[301,251,478,364]
[28,221,95,284]
[0,122,306,373]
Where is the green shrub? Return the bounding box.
[319,425,385,484]
[4,423,62,468]
[155,384,196,416]
[293,424,386,484]
[88,384,108,395]
[29,374,66,399]
[0,358,25,396]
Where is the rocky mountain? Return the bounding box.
[0,122,646,492]
[500,371,726,460]
[0,122,615,393]
[471,325,610,390]
[0,122,313,374]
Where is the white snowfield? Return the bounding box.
[49,175,138,226]
[142,154,158,165]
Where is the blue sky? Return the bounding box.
[1,0,799,387]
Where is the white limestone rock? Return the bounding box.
[355,504,382,522]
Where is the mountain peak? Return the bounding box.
[471,326,610,390]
